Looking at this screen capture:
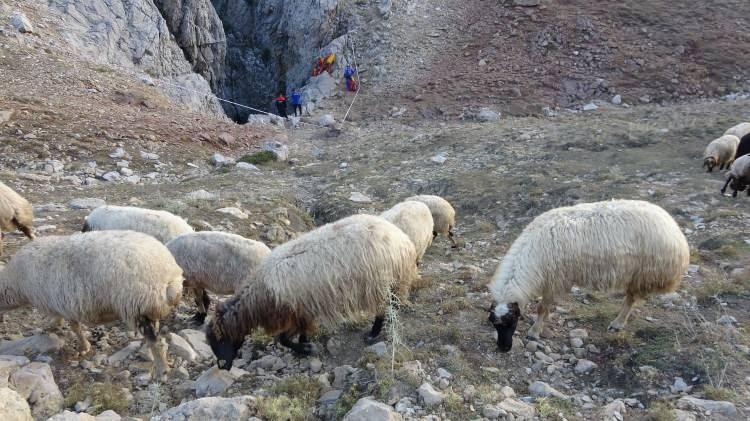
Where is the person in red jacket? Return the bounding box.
[274,93,287,118]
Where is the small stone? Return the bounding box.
[10,12,34,33]
[463,385,476,402]
[119,167,133,176]
[168,333,198,362]
[185,190,216,201]
[319,114,336,127]
[178,329,213,360]
[109,148,128,159]
[672,409,697,421]
[436,368,452,379]
[235,162,260,171]
[0,110,14,123]
[216,207,249,219]
[477,108,499,122]
[528,381,568,399]
[68,198,105,210]
[525,341,540,351]
[431,154,447,164]
[217,133,235,146]
[716,315,737,326]
[342,397,401,421]
[575,359,598,374]
[569,329,589,339]
[498,398,536,418]
[612,95,622,105]
[478,59,487,66]
[210,153,234,166]
[0,334,65,357]
[349,192,372,203]
[154,396,255,420]
[570,337,584,348]
[0,387,32,420]
[262,141,290,161]
[601,399,626,421]
[195,367,235,397]
[482,404,507,419]
[107,342,141,366]
[417,383,444,407]
[309,358,323,373]
[677,396,737,416]
[582,102,598,111]
[365,342,387,357]
[500,386,516,398]
[670,377,692,393]
[139,151,159,161]
[513,0,540,6]
[332,365,354,389]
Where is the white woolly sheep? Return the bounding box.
[0,231,183,378]
[405,195,457,248]
[487,200,689,352]
[703,134,739,172]
[0,181,35,256]
[166,231,271,324]
[725,122,750,159]
[207,214,418,370]
[721,154,750,197]
[380,200,434,263]
[82,205,193,243]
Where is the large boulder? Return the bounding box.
[0,387,33,421]
[10,12,34,33]
[676,396,737,417]
[150,396,256,420]
[9,363,64,419]
[343,398,401,421]
[0,334,65,357]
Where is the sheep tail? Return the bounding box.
[165,277,183,307]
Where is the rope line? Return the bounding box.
[342,36,361,124]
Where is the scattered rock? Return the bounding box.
[671,377,692,393]
[436,368,452,379]
[672,409,697,421]
[68,198,105,210]
[716,315,737,327]
[102,171,121,182]
[319,114,336,127]
[262,141,290,161]
[216,207,249,219]
[575,359,598,374]
[676,396,737,416]
[210,153,234,167]
[10,12,34,34]
[185,190,216,201]
[477,108,500,122]
[500,386,516,398]
[601,399,626,421]
[582,102,599,111]
[168,333,198,362]
[570,337,584,348]
[498,398,536,418]
[309,358,323,373]
[178,330,213,360]
[528,381,568,399]
[151,396,256,420]
[569,329,589,339]
[255,355,287,372]
[139,151,159,161]
[365,342,387,357]
[0,110,14,124]
[342,397,402,421]
[109,148,128,159]
[107,341,141,366]
[195,367,236,397]
[235,162,260,171]
[0,387,32,421]
[47,410,95,420]
[0,334,65,356]
[417,383,444,407]
[217,133,235,146]
[612,95,622,105]
[10,363,63,418]
[349,192,372,203]
[431,153,447,164]
[482,404,508,419]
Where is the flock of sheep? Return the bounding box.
[0,122,742,380]
[703,122,750,196]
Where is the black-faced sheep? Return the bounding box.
[165,231,271,324]
[487,200,689,352]
[0,181,35,256]
[380,200,434,263]
[720,154,750,197]
[207,214,418,370]
[0,231,183,379]
[703,134,739,172]
[82,205,193,243]
[405,195,457,248]
[724,122,750,159]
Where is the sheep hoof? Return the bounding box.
[607,324,623,332]
[525,333,540,342]
[364,334,380,345]
[292,343,314,356]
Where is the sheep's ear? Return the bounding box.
[508,302,522,319]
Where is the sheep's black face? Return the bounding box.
[703,157,715,172]
[206,323,243,370]
[489,302,520,353]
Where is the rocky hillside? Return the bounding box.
[1,1,750,421]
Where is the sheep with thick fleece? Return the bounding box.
[166,231,271,324]
[207,214,418,370]
[0,231,183,378]
[721,154,750,197]
[380,201,434,263]
[487,200,689,352]
[725,122,750,159]
[703,134,739,172]
[82,205,193,243]
[405,195,457,247]
[0,181,35,256]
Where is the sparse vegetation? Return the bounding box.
[537,397,575,420]
[645,401,676,421]
[238,151,277,165]
[63,383,129,415]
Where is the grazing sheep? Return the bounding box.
[725,123,750,159]
[82,205,193,243]
[703,134,740,172]
[0,182,35,256]
[166,231,271,324]
[404,195,457,248]
[380,201,434,263]
[0,231,183,378]
[207,214,418,370]
[721,154,750,197]
[487,200,689,352]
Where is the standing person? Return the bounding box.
[274,93,287,118]
[291,88,303,117]
[343,65,357,92]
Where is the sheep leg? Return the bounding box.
[527,295,552,340]
[278,332,312,356]
[139,317,168,380]
[191,288,210,325]
[71,321,91,354]
[12,219,35,240]
[366,315,385,344]
[721,177,732,194]
[448,228,458,249]
[608,294,636,331]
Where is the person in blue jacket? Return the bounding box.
[291,88,303,116]
[343,65,357,91]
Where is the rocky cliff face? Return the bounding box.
[153,0,226,92]
[47,0,224,115]
[211,0,346,121]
